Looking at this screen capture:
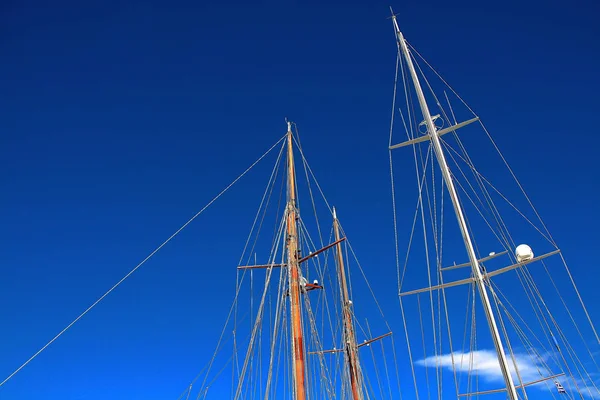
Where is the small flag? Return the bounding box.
[554,380,566,394]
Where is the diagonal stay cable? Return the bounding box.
[0,134,287,388]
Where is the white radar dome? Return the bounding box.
[515,244,534,263]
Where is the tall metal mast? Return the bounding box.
[333,207,364,400]
[391,16,519,400]
[285,121,307,400]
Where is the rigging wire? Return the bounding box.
[235,216,288,399]
[263,242,287,399]
[389,49,402,304]
[195,139,288,399]
[172,136,287,399]
[0,134,287,389]
[438,110,598,398]
[411,40,598,398]
[394,40,424,400]
[443,131,597,398]
[233,260,278,400]
[408,39,600,347]
[293,124,325,249]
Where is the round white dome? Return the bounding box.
[515,244,534,263]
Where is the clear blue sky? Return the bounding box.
[1,0,599,399]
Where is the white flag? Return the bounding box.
[554,380,566,394]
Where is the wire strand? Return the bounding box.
[0,134,287,389]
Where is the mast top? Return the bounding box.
[287,120,292,133]
[333,206,337,220]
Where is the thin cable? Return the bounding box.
[410,37,599,347]
[389,51,402,298]
[0,134,286,389]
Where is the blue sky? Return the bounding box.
[1,0,600,399]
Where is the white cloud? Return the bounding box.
[416,349,542,383]
[566,375,600,400]
[416,350,600,398]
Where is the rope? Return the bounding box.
[0,134,286,389]
[522,267,598,398]
[438,135,587,396]
[233,264,277,400]
[394,44,424,400]
[410,38,599,348]
[496,295,561,399]
[337,226,393,333]
[414,146,438,399]
[263,249,287,399]
[438,74,597,397]
[399,52,446,394]
[389,51,402,299]
[417,295,432,400]
[293,124,325,249]
[293,140,332,215]
[379,330,394,400]
[399,297,420,400]
[558,254,600,344]
[442,138,554,246]
[239,140,287,266]
[302,287,335,398]
[541,260,600,373]
[173,135,282,399]
[489,284,529,399]
[232,215,287,400]
[365,319,385,399]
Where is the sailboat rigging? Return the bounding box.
[391,15,520,399]
[222,121,396,399]
[0,7,598,400]
[284,120,309,400]
[388,8,599,400]
[334,206,365,400]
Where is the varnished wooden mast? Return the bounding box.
[285,121,307,400]
[333,207,363,400]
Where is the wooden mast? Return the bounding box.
[285,121,307,400]
[333,207,363,400]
